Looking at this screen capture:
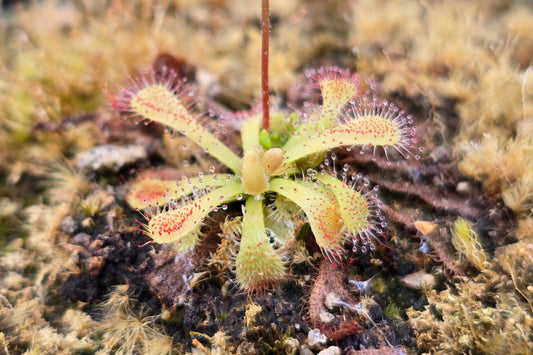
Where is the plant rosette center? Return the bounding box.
[110,66,421,291]
[240,147,284,196]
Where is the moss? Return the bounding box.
[408,275,532,354]
[451,218,487,271]
[384,300,402,322]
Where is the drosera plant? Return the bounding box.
[108,0,421,292]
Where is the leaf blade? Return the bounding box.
[131,84,241,173]
[147,182,244,245]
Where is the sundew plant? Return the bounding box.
[108,1,420,292]
[109,65,420,291]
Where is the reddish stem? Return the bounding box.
[261,0,270,131]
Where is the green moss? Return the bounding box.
[451,217,487,271]
[384,299,402,322]
[218,310,228,321]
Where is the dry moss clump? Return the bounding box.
[459,118,533,217]
[408,277,532,354]
[408,245,533,354]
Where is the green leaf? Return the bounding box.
[269,178,345,258]
[131,84,241,173]
[316,173,371,235]
[235,197,286,290]
[127,174,239,210]
[282,114,403,166]
[146,182,244,245]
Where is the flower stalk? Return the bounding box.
[261,0,270,132]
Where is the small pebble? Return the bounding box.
[60,215,78,234]
[72,233,91,245]
[318,346,341,355]
[319,310,335,324]
[456,181,472,194]
[413,220,437,235]
[429,145,450,162]
[283,338,299,352]
[432,176,444,187]
[300,346,314,355]
[401,270,436,290]
[81,217,94,228]
[307,328,327,350]
[325,292,341,310]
